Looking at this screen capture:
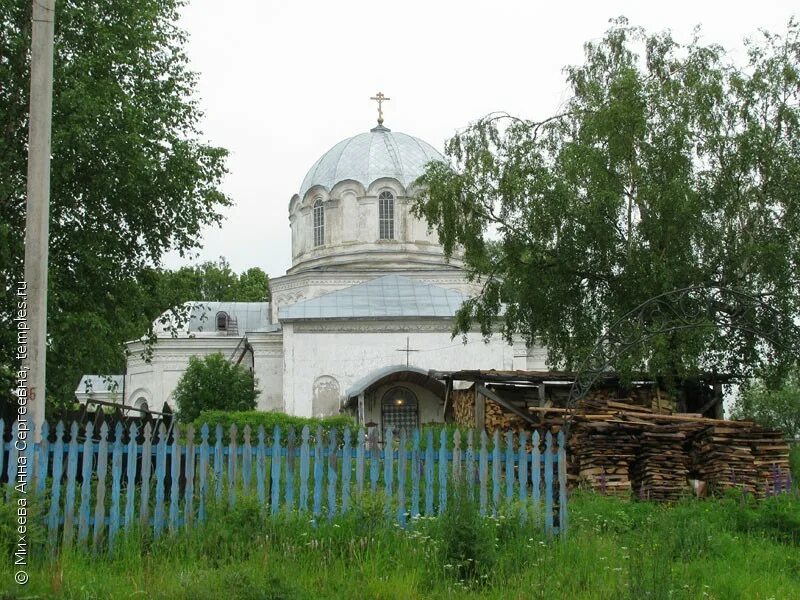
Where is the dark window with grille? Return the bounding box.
[381,387,418,432]
[313,198,324,246]
[215,311,229,331]
[378,191,394,240]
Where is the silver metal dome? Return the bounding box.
[299,125,445,198]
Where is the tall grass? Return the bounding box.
[2,489,799,599]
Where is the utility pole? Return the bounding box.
[23,0,56,441]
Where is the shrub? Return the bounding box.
[174,353,259,422]
[192,410,356,443]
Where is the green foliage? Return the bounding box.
[792,444,800,486]
[0,0,230,407]
[433,481,496,584]
[731,373,800,438]
[192,410,356,441]
[7,492,800,599]
[149,257,271,304]
[415,18,800,380]
[174,354,258,423]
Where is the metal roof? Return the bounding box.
[155,302,271,334]
[345,364,445,400]
[75,375,123,395]
[278,275,467,321]
[299,126,445,198]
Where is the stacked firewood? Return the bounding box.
[570,420,640,496]
[484,400,529,433]
[577,386,677,415]
[751,431,793,496]
[691,424,760,495]
[452,389,475,427]
[630,425,690,501]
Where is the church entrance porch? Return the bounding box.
[343,365,446,432]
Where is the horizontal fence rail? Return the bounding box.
[1,419,568,552]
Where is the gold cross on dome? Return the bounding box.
[370,91,391,125]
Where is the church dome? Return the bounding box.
[299,125,445,198]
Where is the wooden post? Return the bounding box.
[713,383,724,419]
[358,392,365,425]
[474,384,485,433]
[538,383,546,407]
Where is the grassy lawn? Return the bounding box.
[2,488,799,599]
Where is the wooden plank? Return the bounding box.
[228,424,238,508]
[355,427,365,497]
[256,426,266,508]
[184,424,196,529]
[492,429,501,516]
[271,425,282,515]
[544,430,554,536]
[342,427,352,514]
[505,430,515,503]
[313,425,324,517]
[368,427,380,495]
[452,429,462,483]
[411,428,420,518]
[198,424,210,523]
[48,421,65,546]
[558,430,568,539]
[518,431,528,521]
[299,426,310,512]
[438,429,447,514]
[36,421,50,496]
[169,426,181,533]
[475,386,485,432]
[62,421,79,548]
[424,429,434,516]
[479,430,488,517]
[124,423,138,531]
[242,425,252,494]
[0,420,5,489]
[153,423,167,538]
[6,420,19,502]
[466,430,475,501]
[384,428,394,517]
[93,422,109,550]
[285,427,296,510]
[109,422,123,551]
[213,424,223,502]
[477,383,536,425]
[139,422,153,529]
[78,422,94,545]
[532,430,541,524]
[327,428,338,520]
[397,428,406,524]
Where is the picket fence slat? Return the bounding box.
[342,428,352,514]
[313,426,323,517]
[37,421,50,496]
[48,422,65,545]
[185,424,196,529]
[6,421,20,502]
[544,431,554,536]
[139,423,153,530]
[93,422,109,550]
[424,429,434,516]
[124,423,138,531]
[109,422,123,550]
[271,426,281,515]
[299,426,310,512]
[10,421,569,553]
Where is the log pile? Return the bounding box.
[453,383,790,501]
[630,425,690,501]
[452,388,475,427]
[570,420,639,496]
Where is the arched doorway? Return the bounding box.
[381,386,419,432]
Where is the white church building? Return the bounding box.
[78,109,546,428]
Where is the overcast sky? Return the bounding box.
[170,0,796,278]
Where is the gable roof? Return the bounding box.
[278,275,468,321]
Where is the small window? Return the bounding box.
[216,311,229,331]
[313,199,325,247]
[381,387,418,433]
[378,191,395,240]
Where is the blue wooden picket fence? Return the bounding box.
[1,418,568,552]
